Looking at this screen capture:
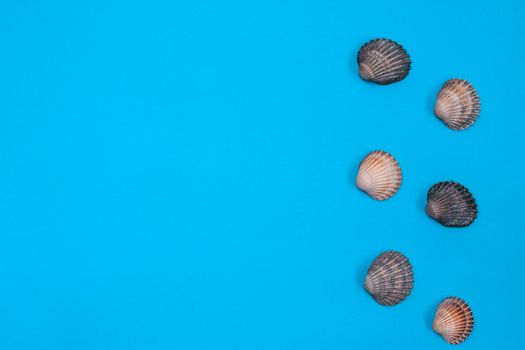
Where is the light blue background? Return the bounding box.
[1,0,524,349]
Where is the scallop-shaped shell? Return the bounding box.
[434,79,480,130]
[357,38,411,85]
[426,181,478,227]
[364,251,414,306]
[433,297,474,345]
[356,151,402,200]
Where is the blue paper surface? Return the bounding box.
[1,1,524,348]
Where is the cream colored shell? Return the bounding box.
[356,150,402,200]
[434,79,480,130]
[433,297,474,345]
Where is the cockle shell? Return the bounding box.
[426,181,478,227]
[434,79,480,130]
[356,151,402,200]
[433,297,474,345]
[364,251,414,306]
[357,38,411,85]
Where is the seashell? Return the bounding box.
[364,251,414,306]
[357,38,411,85]
[433,297,474,345]
[356,150,402,200]
[426,181,478,227]
[434,79,480,130]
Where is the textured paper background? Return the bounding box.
[1,0,523,348]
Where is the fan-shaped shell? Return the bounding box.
[426,181,478,227]
[356,151,402,200]
[357,38,411,85]
[434,79,480,130]
[364,251,414,306]
[433,297,474,345]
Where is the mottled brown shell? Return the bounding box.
[434,79,480,130]
[433,297,474,345]
[426,181,478,227]
[357,38,411,85]
[364,251,414,306]
[356,150,402,200]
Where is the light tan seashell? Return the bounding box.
[434,79,480,130]
[433,297,474,345]
[356,151,402,200]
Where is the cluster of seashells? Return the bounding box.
[363,251,474,345]
[355,38,480,345]
[356,151,478,228]
[357,38,481,131]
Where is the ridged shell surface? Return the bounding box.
[434,79,480,130]
[357,38,411,85]
[433,297,474,345]
[426,181,478,227]
[356,151,402,200]
[364,251,414,306]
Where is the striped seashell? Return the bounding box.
[364,251,414,306]
[356,150,402,200]
[433,297,474,345]
[434,79,480,130]
[426,181,478,227]
[357,38,411,85]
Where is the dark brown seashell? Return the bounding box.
[433,297,474,345]
[357,38,411,85]
[364,251,414,306]
[434,79,481,130]
[426,181,478,227]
